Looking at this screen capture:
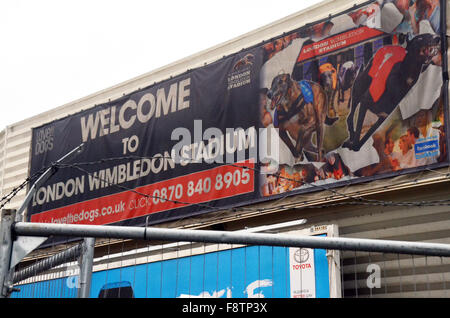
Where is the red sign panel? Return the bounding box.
[31,161,254,225]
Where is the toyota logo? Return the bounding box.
[294,248,310,263]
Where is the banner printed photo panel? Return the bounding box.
[259,0,448,198]
[28,0,448,228]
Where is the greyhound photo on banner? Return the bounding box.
[260,0,447,197]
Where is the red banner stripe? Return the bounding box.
[30,161,255,225]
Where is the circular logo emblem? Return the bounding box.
[294,248,310,263]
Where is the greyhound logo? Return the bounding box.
[232,53,255,72]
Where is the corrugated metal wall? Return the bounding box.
[1,0,450,298]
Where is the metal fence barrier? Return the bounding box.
[2,210,450,298]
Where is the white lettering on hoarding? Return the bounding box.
[80,78,191,143]
[32,121,273,209]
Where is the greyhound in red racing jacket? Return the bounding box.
[343,33,441,151]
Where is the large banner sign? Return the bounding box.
[29,0,448,227]
[29,46,262,226]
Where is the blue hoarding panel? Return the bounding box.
[13,245,330,298]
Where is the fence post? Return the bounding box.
[77,237,95,298]
[0,209,16,298]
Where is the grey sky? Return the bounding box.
[0,0,322,129]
